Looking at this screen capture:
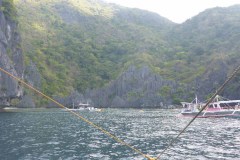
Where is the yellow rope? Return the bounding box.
[0,67,155,160]
[155,65,240,160]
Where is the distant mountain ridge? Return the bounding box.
[5,0,240,107]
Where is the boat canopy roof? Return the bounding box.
[78,103,90,106]
[213,100,240,104]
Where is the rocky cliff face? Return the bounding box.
[8,1,239,108]
[87,61,239,108]
[0,0,23,107]
[87,66,180,108]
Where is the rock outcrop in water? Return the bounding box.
[0,0,23,107]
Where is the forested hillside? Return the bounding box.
[15,0,174,95]
[13,0,240,107]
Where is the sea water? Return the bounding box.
[0,109,239,160]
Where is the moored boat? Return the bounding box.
[66,102,90,111]
[66,102,102,112]
[180,95,240,118]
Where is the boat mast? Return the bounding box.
[195,95,198,104]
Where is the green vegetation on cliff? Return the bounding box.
[14,0,240,101]
[2,0,17,21]
[15,0,174,96]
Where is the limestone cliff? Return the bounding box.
[87,66,179,108]
[87,62,239,108]
[0,0,23,107]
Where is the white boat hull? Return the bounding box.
[181,110,240,118]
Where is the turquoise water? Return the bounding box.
[0,109,239,160]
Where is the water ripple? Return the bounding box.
[0,109,239,159]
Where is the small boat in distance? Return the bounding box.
[180,95,240,118]
[66,102,90,111]
[66,102,102,112]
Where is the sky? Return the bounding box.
[105,0,240,23]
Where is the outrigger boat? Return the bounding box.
[181,95,240,118]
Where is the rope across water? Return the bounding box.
[0,67,155,160]
[1,64,239,160]
[155,65,240,160]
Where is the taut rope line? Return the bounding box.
[156,65,240,160]
[0,67,155,160]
